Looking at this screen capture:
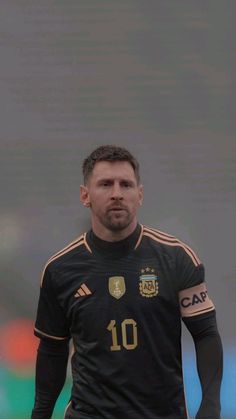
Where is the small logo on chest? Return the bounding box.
[139,267,158,298]
[74,283,92,298]
[108,276,126,299]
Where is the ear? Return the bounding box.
[80,185,90,207]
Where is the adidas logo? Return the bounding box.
[74,283,92,298]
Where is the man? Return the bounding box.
[31,145,223,419]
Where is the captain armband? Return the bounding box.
[179,282,215,318]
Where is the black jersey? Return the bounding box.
[34,224,215,419]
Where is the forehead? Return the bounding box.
[90,161,137,182]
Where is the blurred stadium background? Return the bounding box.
[1,2,235,418]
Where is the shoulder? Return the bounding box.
[40,233,89,285]
[142,225,201,267]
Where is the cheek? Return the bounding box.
[90,194,107,209]
[130,196,142,209]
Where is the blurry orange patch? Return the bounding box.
[0,318,38,376]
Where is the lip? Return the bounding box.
[108,208,125,211]
[108,207,126,212]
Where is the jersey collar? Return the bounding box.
[86,223,142,258]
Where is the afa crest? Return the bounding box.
[139,267,158,298]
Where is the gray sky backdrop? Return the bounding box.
[1,1,235,353]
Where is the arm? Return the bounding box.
[183,311,223,419]
[31,338,69,419]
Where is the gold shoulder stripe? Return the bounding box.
[84,232,92,254]
[34,327,69,340]
[145,225,176,240]
[40,234,86,286]
[143,228,200,267]
[134,224,144,249]
[46,234,85,264]
[144,226,201,265]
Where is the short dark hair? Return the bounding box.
[82,145,140,184]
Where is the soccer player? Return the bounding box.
[31,145,223,419]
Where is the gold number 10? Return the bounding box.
[107,319,138,351]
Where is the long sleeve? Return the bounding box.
[31,338,69,419]
[183,311,223,419]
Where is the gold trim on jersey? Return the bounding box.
[34,327,69,340]
[40,234,86,286]
[134,224,144,249]
[84,232,92,253]
[143,226,201,267]
[83,225,143,253]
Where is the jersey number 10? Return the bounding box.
[107,319,138,351]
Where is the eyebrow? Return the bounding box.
[97,178,136,185]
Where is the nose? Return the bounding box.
[111,183,123,200]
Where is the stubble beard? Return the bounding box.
[102,209,134,232]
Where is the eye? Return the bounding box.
[122,181,133,188]
[100,180,112,187]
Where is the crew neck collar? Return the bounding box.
[86,223,142,257]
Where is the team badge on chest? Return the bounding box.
[109,276,126,299]
[139,267,158,297]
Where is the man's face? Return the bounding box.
[80,161,143,239]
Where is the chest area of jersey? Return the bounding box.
[75,265,160,301]
[60,253,177,318]
[60,255,180,351]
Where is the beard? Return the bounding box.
[99,208,134,232]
